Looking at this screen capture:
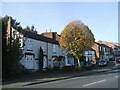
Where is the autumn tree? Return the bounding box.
[59,20,95,68]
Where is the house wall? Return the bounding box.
[92,42,112,61]
[47,43,53,68]
[20,37,48,71]
[52,44,66,68]
[84,50,96,64]
[66,57,75,66]
[20,36,67,71]
[43,32,71,67]
[92,43,100,58]
[102,46,111,60]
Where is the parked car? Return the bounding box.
[115,56,120,63]
[114,50,120,67]
[115,56,120,67]
[98,60,107,67]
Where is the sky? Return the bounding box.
[1,2,118,43]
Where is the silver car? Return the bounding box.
[98,60,107,67]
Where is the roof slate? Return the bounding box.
[19,30,59,45]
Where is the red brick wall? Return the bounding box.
[43,32,60,42]
[7,18,11,44]
[43,33,53,38]
[92,43,100,58]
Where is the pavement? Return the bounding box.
[2,61,118,88]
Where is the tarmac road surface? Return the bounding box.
[21,68,120,88]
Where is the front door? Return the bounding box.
[25,55,34,70]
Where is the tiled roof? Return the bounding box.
[20,30,59,45]
[95,42,111,48]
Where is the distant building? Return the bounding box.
[97,40,120,51]
[92,42,113,61]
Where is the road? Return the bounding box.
[20,68,120,88]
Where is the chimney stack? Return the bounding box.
[7,17,12,45]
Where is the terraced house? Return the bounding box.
[92,42,113,62]
[7,17,113,72]
[7,17,76,71]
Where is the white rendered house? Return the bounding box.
[19,31,62,71]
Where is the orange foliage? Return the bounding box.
[59,20,95,58]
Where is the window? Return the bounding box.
[68,59,70,64]
[104,47,105,52]
[100,46,102,51]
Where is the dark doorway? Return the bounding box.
[39,47,44,71]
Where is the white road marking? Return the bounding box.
[115,75,120,78]
[83,79,106,87]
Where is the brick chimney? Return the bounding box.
[52,32,57,40]
[7,17,12,45]
[43,32,60,41]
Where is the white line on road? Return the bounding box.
[115,75,120,78]
[83,79,106,87]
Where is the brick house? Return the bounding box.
[92,42,113,62]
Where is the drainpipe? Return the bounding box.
[46,42,49,70]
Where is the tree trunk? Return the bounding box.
[77,57,80,67]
